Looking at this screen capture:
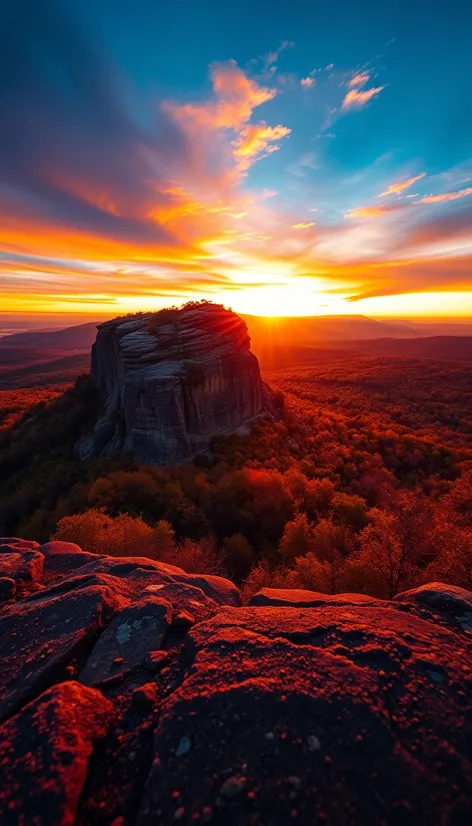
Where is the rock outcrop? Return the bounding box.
[79,302,265,465]
[1,537,472,826]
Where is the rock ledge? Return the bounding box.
[1,536,471,826]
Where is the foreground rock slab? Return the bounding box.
[248,587,383,607]
[80,596,172,686]
[0,583,124,721]
[0,681,112,826]
[0,546,44,586]
[139,604,472,826]
[395,581,472,634]
[1,538,472,826]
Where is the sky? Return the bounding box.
[1,0,472,321]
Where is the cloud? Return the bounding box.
[233,124,291,171]
[401,203,472,250]
[0,0,200,261]
[342,86,384,108]
[263,40,294,70]
[415,186,472,204]
[345,204,408,219]
[379,173,426,197]
[165,60,290,176]
[165,60,277,131]
[287,152,318,177]
[301,76,316,89]
[2,6,470,317]
[348,71,370,88]
[0,2,290,289]
[342,255,472,302]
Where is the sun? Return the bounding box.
[213,280,347,318]
[237,285,317,317]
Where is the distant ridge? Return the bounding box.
[2,315,472,353]
[0,321,98,350]
[243,313,472,342]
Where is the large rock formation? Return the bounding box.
[1,537,472,825]
[79,302,265,464]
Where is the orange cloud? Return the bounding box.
[342,85,384,108]
[345,207,390,219]
[300,76,316,88]
[415,186,472,204]
[165,60,277,131]
[233,123,291,171]
[292,222,316,229]
[348,71,370,88]
[164,60,290,178]
[379,173,426,197]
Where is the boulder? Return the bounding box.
[1,535,471,825]
[76,554,186,583]
[0,584,125,721]
[395,581,472,633]
[0,681,112,826]
[248,587,383,608]
[0,577,16,604]
[0,537,40,552]
[78,303,265,465]
[5,538,241,607]
[139,604,472,826]
[144,582,218,624]
[78,554,241,606]
[22,572,137,603]
[38,540,102,577]
[0,549,44,585]
[79,596,172,686]
[170,572,242,607]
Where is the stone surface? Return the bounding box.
[0,537,40,552]
[1,537,472,826]
[78,553,242,606]
[78,303,264,465]
[395,581,472,633]
[139,604,472,826]
[0,548,44,585]
[39,540,102,578]
[79,596,172,686]
[145,650,170,672]
[0,681,112,826]
[144,581,218,624]
[0,583,124,721]
[171,572,242,606]
[0,577,16,603]
[21,571,136,603]
[248,587,383,607]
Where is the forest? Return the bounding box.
[1,354,471,601]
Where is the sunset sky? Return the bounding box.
[1,0,472,322]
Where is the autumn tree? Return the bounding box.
[53,508,157,558]
[278,514,317,562]
[169,537,222,574]
[288,553,333,593]
[223,533,254,579]
[346,491,432,599]
[309,518,348,593]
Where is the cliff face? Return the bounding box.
[79,303,264,464]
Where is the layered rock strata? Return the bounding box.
[79,303,264,464]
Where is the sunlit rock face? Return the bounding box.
[79,302,264,465]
